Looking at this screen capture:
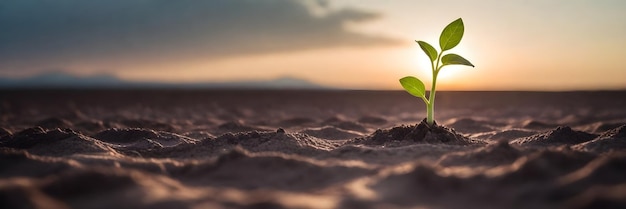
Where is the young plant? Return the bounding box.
[400,18,474,126]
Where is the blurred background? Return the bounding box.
[1,0,625,90]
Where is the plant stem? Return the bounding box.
[427,53,443,125]
[427,73,437,125]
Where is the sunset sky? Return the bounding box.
[1,0,625,90]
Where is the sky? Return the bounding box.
[1,0,625,90]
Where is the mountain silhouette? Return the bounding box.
[0,72,330,89]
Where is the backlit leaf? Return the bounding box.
[399,76,426,99]
[441,54,474,67]
[416,41,437,62]
[439,18,464,51]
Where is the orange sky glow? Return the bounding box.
[1,0,625,90]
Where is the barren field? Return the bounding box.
[1,90,626,209]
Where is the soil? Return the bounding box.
[1,89,626,209]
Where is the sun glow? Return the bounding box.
[409,43,474,89]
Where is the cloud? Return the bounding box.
[0,0,397,72]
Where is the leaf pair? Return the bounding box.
[417,18,474,69]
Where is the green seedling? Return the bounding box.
[400,18,474,126]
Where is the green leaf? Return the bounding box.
[441,54,474,67]
[399,76,427,99]
[416,41,437,62]
[439,18,464,51]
